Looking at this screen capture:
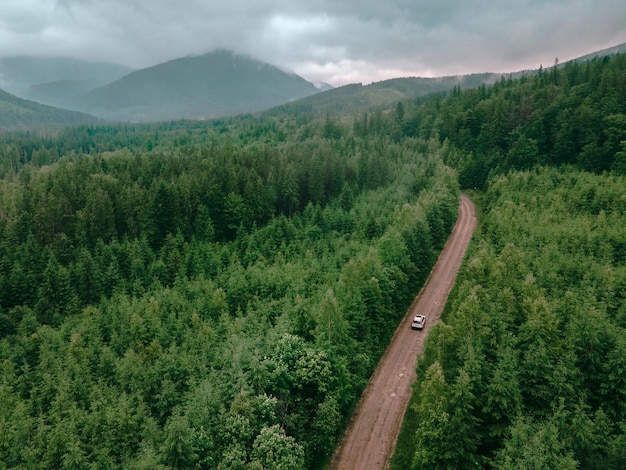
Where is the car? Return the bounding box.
[411,314,426,330]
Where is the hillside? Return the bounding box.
[270,73,500,116]
[271,43,626,118]
[396,53,626,184]
[570,41,626,63]
[64,49,321,122]
[0,88,99,130]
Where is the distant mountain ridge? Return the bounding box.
[269,73,502,117]
[63,50,321,122]
[0,88,99,130]
[0,56,133,97]
[1,42,624,127]
[22,79,105,107]
[269,42,626,117]
[569,41,626,63]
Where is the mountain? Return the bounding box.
[569,41,626,64]
[64,50,321,122]
[21,79,106,107]
[0,56,133,97]
[269,73,501,116]
[0,88,99,130]
[270,42,626,118]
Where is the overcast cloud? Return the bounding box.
[1,0,625,86]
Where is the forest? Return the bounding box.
[0,105,459,468]
[391,54,626,469]
[0,52,625,469]
[392,167,626,469]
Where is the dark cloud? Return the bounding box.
[2,0,625,85]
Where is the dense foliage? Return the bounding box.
[2,49,625,469]
[392,53,626,469]
[0,115,459,468]
[396,54,626,186]
[392,168,626,469]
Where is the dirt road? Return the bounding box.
[328,195,477,470]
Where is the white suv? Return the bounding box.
[411,314,426,330]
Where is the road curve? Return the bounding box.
[328,195,477,470]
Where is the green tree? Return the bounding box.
[36,254,78,324]
[483,345,523,442]
[162,413,197,469]
[314,289,350,349]
[309,395,342,463]
[600,334,626,421]
[249,425,305,470]
[411,362,450,470]
[495,413,578,470]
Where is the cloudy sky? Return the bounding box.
[2,0,626,86]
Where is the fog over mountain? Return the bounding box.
[0,56,133,96]
[2,41,625,126]
[1,0,625,86]
[62,50,320,122]
[0,88,99,130]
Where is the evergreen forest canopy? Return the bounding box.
[0,105,459,468]
[0,52,624,469]
[392,167,626,469]
[390,54,626,468]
